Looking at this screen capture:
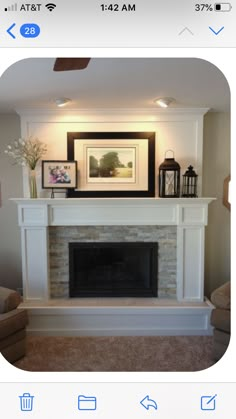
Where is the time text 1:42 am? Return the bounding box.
[100,4,136,12]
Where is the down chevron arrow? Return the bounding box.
[209,26,224,35]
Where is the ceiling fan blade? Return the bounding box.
[53,58,91,71]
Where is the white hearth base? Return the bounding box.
[19,298,214,336]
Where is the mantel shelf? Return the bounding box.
[12,197,215,228]
[12,197,215,205]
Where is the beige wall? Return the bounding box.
[0,114,22,290]
[19,110,205,198]
[203,112,230,297]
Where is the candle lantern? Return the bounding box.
[182,165,198,197]
[158,150,180,197]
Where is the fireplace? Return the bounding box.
[69,242,158,297]
[13,197,215,303]
[13,198,215,336]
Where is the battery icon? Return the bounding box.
[214,3,232,11]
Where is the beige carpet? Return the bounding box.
[14,335,214,372]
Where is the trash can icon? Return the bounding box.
[19,393,34,411]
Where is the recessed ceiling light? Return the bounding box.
[154,97,175,108]
[55,97,71,107]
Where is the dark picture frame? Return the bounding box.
[67,132,155,198]
[42,160,77,189]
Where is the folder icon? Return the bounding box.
[78,395,97,410]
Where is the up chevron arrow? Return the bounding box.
[178,27,194,36]
[7,23,16,39]
[209,26,224,35]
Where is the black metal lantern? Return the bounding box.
[182,165,198,197]
[158,150,180,197]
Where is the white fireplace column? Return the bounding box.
[13,198,215,303]
[18,204,49,301]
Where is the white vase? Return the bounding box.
[29,169,37,198]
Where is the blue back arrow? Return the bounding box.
[7,23,16,39]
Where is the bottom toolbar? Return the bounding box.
[0,382,235,418]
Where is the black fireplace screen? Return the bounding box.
[69,242,158,297]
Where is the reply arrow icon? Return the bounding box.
[140,395,158,410]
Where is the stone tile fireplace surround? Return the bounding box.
[13,197,215,336]
[49,225,176,299]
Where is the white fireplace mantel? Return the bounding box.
[14,197,212,227]
[12,197,215,305]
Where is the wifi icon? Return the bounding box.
[45,3,56,11]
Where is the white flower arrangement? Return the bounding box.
[4,136,47,170]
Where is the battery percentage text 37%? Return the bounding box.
[195,4,214,11]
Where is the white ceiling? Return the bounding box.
[0,58,230,114]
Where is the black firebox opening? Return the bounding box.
[69,242,158,298]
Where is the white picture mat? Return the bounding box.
[74,138,149,191]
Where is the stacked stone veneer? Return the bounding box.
[49,225,177,299]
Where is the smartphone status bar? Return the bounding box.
[0,0,235,47]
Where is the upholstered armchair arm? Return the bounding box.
[0,309,28,339]
[211,281,230,310]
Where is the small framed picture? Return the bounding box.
[42,160,77,189]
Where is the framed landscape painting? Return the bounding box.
[67,132,155,198]
[87,146,135,183]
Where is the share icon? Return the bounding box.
[140,395,158,410]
